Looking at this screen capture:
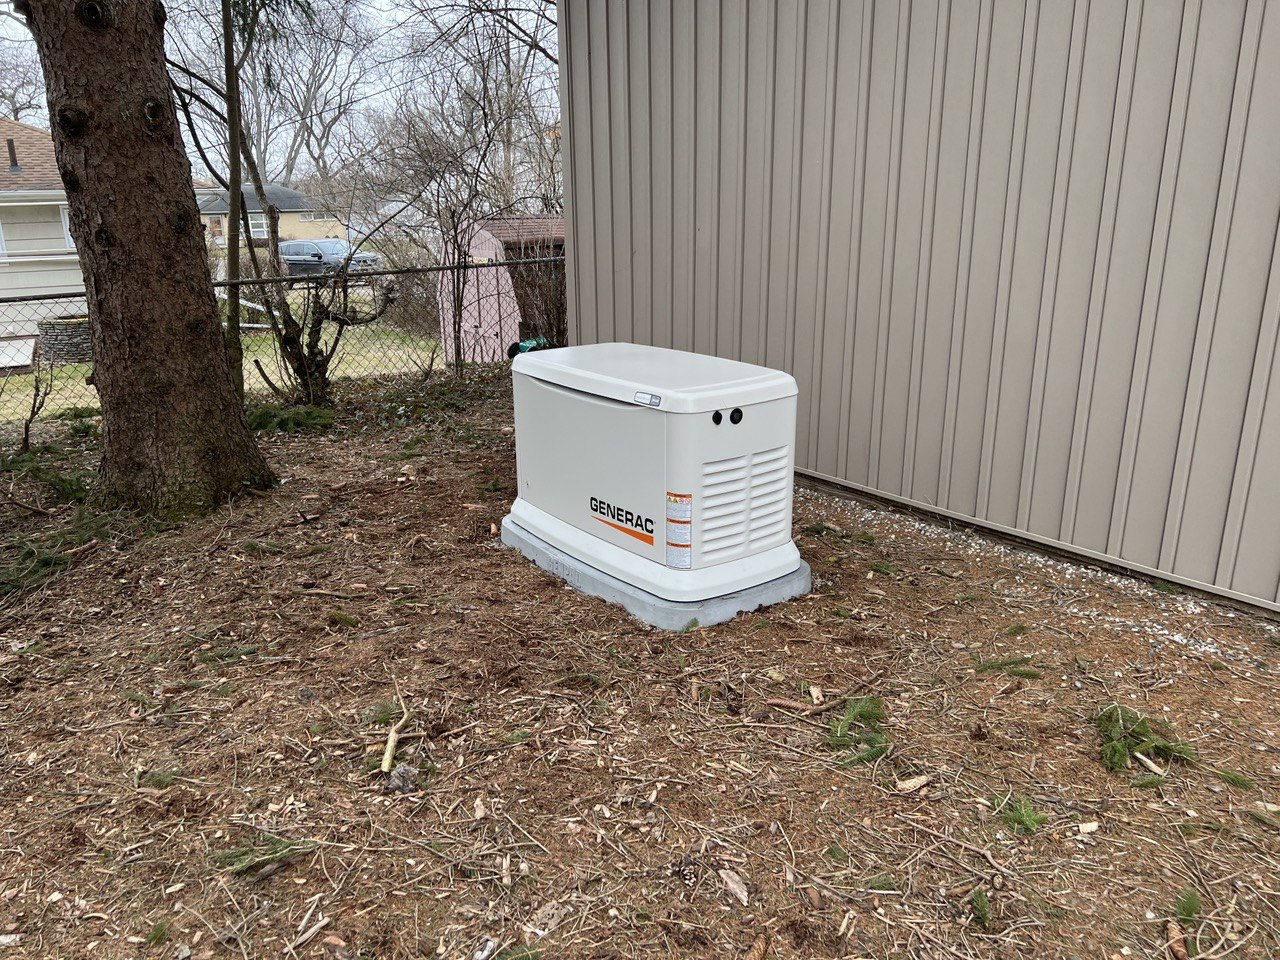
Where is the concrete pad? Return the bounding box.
[501,517,812,631]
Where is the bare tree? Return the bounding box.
[168,0,371,187]
[15,356,50,455]
[221,0,245,398]
[0,39,44,125]
[408,0,557,69]
[261,0,372,185]
[167,0,348,402]
[394,0,560,212]
[361,85,501,376]
[166,0,564,388]
[234,143,401,406]
[348,10,561,374]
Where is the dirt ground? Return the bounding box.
[2,373,1278,960]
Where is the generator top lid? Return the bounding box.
[513,342,797,413]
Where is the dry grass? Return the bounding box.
[1,372,1278,959]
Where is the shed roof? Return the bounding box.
[480,216,565,246]
[198,183,316,215]
[0,117,64,193]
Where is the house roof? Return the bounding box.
[0,117,64,193]
[480,216,565,246]
[198,183,316,215]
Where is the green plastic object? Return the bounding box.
[507,337,551,359]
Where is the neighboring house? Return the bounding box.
[197,183,346,250]
[437,216,565,364]
[560,3,1280,612]
[0,118,86,370]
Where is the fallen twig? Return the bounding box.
[0,485,53,516]
[65,706,162,733]
[285,916,330,953]
[894,816,1014,877]
[1133,750,1166,776]
[296,894,323,935]
[60,538,100,558]
[380,699,413,773]
[294,588,370,600]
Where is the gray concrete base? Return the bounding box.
[501,517,812,631]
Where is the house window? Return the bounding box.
[208,216,224,240]
[248,213,268,239]
[299,212,337,222]
[61,207,75,249]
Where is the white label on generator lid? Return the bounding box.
[633,391,662,408]
[665,492,692,569]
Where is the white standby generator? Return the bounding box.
[501,342,811,629]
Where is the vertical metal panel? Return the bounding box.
[792,0,839,468]
[1174,0,1280,586]
[671,0,696,353]
[972,0,1043,526]
[1069,0,1184,553]
[606,0,633,345]
[625,0,652,347]
[879,0,943,497]
[936,0,993,509]
[906,0,980,508]
[831,0,875,480]
[944,0,1025,516]
[739,0,775,368]
[559,0,1280,612]
[814,0,868,480]
[1008,0,1090,535]
[1220,206,1280,599]
[1033,1,1124,537]
[586,3,616,343]
[865,0,912,490]
[1160,0,1266,580]
[899,0,951,502]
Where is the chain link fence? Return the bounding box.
[0,256,565,428]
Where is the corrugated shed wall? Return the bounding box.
[559,0,1280,611]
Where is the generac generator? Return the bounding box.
[502,343,809,622]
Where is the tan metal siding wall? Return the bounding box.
[560,0,1280,611]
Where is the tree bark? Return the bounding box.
[21,0,273,514]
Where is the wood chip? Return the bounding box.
[718,868,749,906]
[895,774,932,794]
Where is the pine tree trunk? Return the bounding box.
[21,0,273,514]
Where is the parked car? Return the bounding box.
[279,239,379,277]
